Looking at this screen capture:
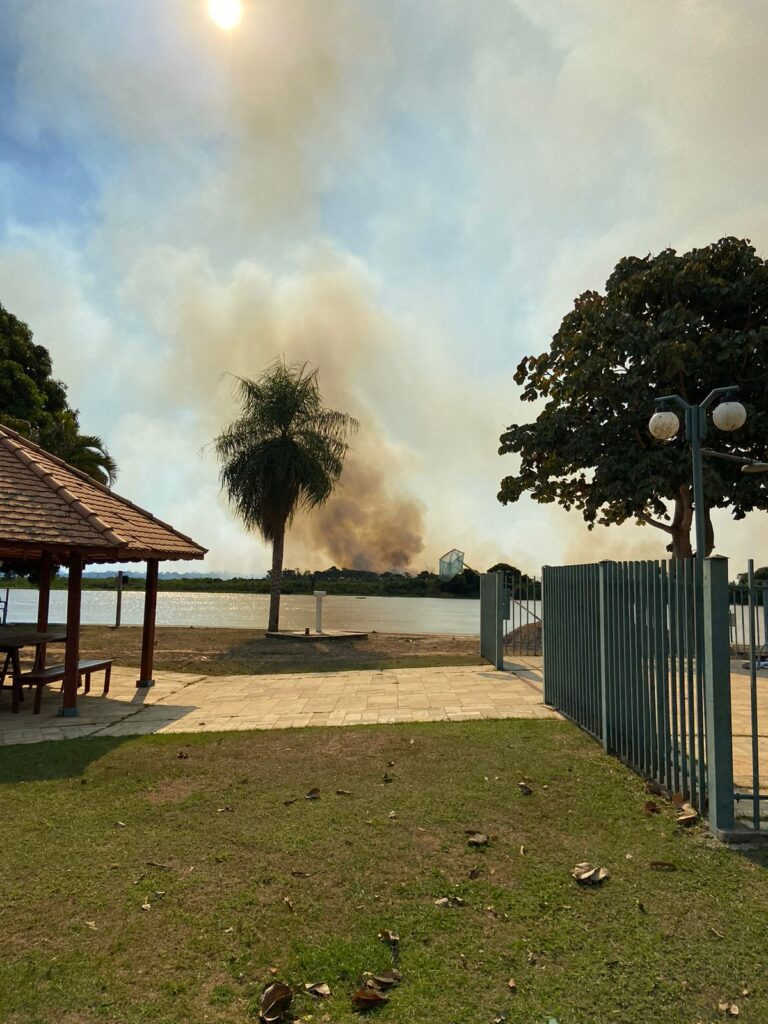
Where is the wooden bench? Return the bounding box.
[19,659,113,714]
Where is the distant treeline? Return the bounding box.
[1,563,540,600]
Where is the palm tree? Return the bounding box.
[214,359,358,632]
[42,411,118,486]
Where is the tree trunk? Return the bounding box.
[268,524,286,633]
[703,508,715,557]
[669,484,694,559]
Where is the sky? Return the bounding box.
[2,0,768,577]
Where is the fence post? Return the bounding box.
[598,561,611,753]
[703,557,735,835]
[542,566,551,705]
[479,573,505,670]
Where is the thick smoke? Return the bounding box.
[289,447,425,571]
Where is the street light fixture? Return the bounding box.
[648,387,747,563]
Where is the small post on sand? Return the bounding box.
[115,570,124,628]
[314,591,326,634]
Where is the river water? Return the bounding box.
[3,589,482,636]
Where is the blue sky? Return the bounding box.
[2,0,768,575]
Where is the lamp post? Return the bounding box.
[648,387,747,563]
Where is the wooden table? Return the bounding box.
[0,628,67,713]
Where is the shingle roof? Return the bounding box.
[0,422,207,563]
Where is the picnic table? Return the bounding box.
[0,625,67,713]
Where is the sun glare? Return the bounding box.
[208,0,242,31]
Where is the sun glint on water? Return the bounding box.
[208,0,242,30]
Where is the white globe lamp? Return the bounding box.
[649,409,680,440]
[712,400,747,433]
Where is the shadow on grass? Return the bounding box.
[0,736,131,783]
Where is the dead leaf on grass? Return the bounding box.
[388,811,397,819]
[571,863,610,885]
[649,861,677,872]
[466,832,489,847]
[371,970,401,989]
[217,806,234,813]
[115,821,127,828]
[260,981,293,1022]
[84,921,97,930]
[177,751,189,760]
[518,781,533,796]
[677,804,698,826]
[468,866,483,880]
[304,982,331,998]
[507,978,517,992]
[352,988,388,1011]
[378,929,400,944]
[283,799,297,807]
[306,788,321,800]
[336,789,353,796]
[671,792,686,809]
[141,901,151,911]
[291,871,310,878]
[434,895,465,908]
[644,801,661,816]
[718,1000,740,1017]
[387,760,395,767]
[283,897,295,912]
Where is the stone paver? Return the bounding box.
[0,658,555,746]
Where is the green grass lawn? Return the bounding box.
[1,719,765,1023]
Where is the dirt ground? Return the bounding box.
[77,625,482,676]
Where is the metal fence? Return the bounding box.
[542,558,741,836]
[503,573,542,657]
[728,561,767,831]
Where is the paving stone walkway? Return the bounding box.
[0,658,555,746]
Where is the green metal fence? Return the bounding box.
[543,558,736,833]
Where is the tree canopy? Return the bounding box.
[214,359,358,631]
[498,237,768,557]
[0,301,117,485]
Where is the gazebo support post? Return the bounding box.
[35,552,53,670]
[137,558,159,688]
[59,552,83,717]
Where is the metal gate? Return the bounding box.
[542,558,738,835]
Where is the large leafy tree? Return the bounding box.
[0,301,118,485]
[498,237,768,558]
[214,359,358,632]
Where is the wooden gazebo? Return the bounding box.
[0,423,207,715]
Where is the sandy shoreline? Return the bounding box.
[73,625,483,675]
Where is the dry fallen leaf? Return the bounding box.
[371,970,401,989]
[718,1000,740,1017]
[283,799,297,807]
[260,981,293,1022]
[466,832,489,848]
[291,871,310,878]
[352,988,388,1011]
[141,901,151,911]
[507,978,517,992]
[304,982,331,999]
[217,806,234,813]
[468,866,483,880]
[115,821,127,828]
[677,804,698,827]
[644,800,661,816]
[336,789,352,796]
[518,781,533,796]
[649,861,678,872]
[671,792,686,809]
[84,921,97,930]
[571,862,610,885]
[306,788,321,800]
[177,751,189,759]
[378,928,400,944]
[388,811,397,819]
[283,897,294,912]
[224,926,235,934]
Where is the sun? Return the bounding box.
[208,0,242,31]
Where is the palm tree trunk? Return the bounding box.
[268,524,286,632]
